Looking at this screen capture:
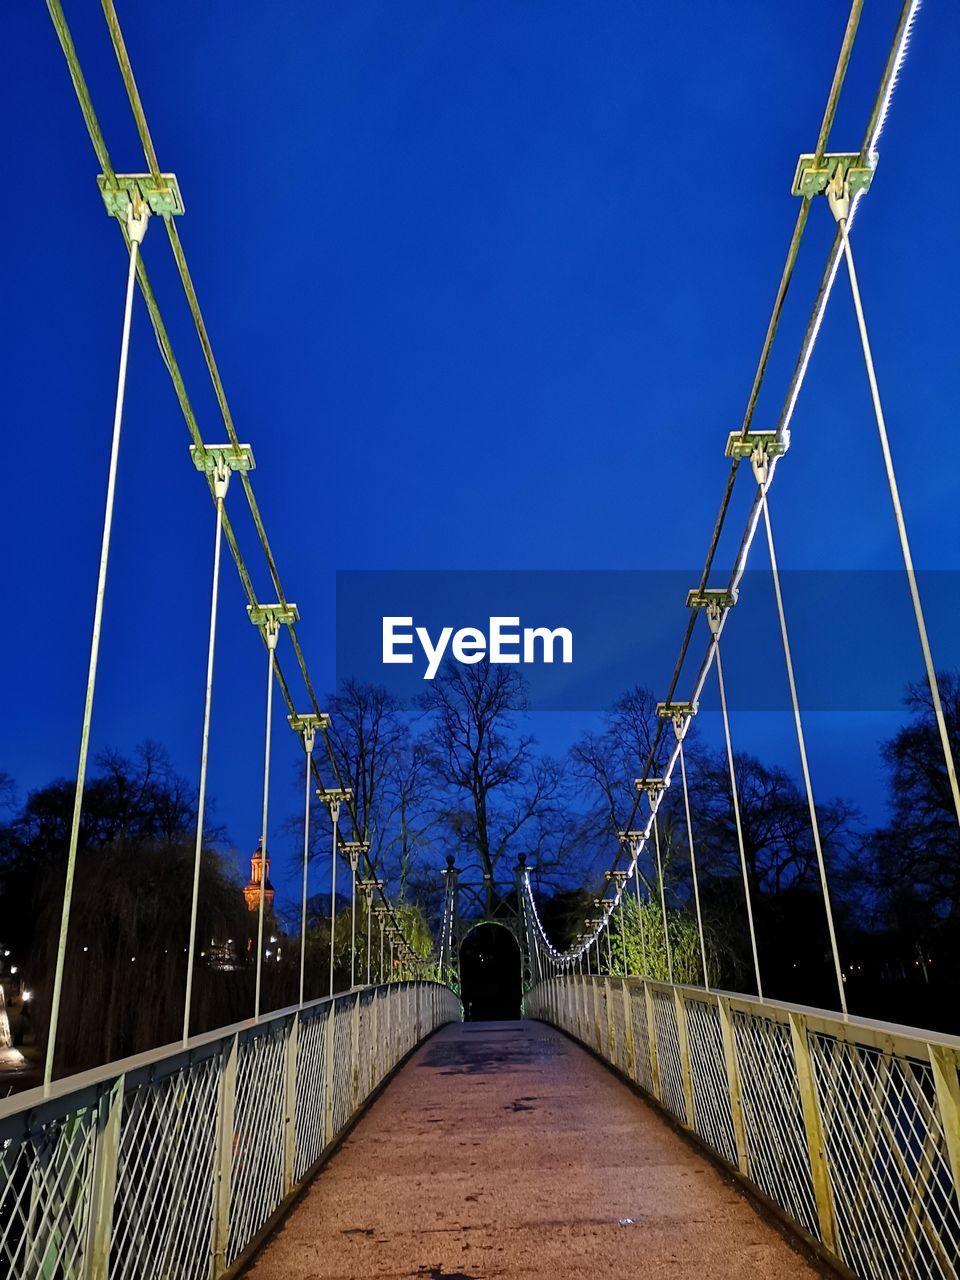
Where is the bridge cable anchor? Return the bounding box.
[687,586,737,637]
[656,700,698,740]
[634,776,669,810]
[316,787,352,825]
[191,442,255,501]
[790,152,874,202]
[288,711,330,755]
[724,429,790,488]
[248,601,299,651]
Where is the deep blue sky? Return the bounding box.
[2,2,958,910]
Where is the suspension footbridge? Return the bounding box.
[3,1,960,1278]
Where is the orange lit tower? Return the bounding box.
[243,838,275,913]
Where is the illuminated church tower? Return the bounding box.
[243,838,275,913]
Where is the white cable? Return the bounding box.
[298,732,315,1007]
[350,858,357,989]
[45,212,148,1089]
[714,636,764,1000]
[758,479,848,1014]
[254,633,278,1021]
[183,478,227,1043]
[835,215,960,833]
[652,810,673,984]
[678,736,710,990]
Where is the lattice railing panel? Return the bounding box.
[609,983,628,1075]
[529,975,960,1280]
[651,989,685,1123]
[294,1004,330,1180]
[330,1000,355,1136]
[732,1010,820,1239]
[0,981,457,1280]
[228,1023,287,1263]
[630,984,655,1095]
[0,1104,98,1279]
[112,1055,220,1280]
[685,998,737,1167]
[811,1032,960,1280]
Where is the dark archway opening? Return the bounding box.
[459,923,522,1021]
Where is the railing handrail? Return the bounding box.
[574,972,960,1054]
[0,978,437,1124]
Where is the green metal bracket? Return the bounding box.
[656,700,698,721]
[791,153,874,199]
[634,777,669,796]
[288,712,330,734]
[191,443,255,474]
[247,602,299,629]
[342,840,370,870]
[687,587,737,612]
[98,171,185,218]
[317,787,352,804]
[724,430,789,462]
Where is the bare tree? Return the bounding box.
[420,661,564,913]
[320,680,439,892]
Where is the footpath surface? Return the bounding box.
[247,1019,820,1279]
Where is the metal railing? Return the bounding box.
[527,974,960,1280]
[0,980,460,1279]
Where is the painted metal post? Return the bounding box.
[282,1015,299,1196]
[789,1011,838,1252]
[85,1074,124,1280]
[370,985,379,1093]
[622,980,636,1081]
[718,997,748,1176]
[211,1034,238,1278]
[930,1044,960,1194]
[351,992,361,1111]
[644,982,661,1102]
[323,1001,336,1146]
[604,976,616,1064]
[673,988,695,1130]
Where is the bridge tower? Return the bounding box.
[438,853,537,1006]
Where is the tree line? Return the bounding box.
[1,664,957,1074]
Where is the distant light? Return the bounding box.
[83,946,89,953]
[2,950,9,958]
[265,950,273,958]
[10,966,17,975]
[130,956,136,963]
[22,990,32,1002]
[270,935,277,944]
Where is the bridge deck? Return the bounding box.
[247,1020,819,1279]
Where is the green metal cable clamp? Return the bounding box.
[791,153,874,199]
[191,443,255,474]
[724,430,789,462]
[98,171,184,218]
